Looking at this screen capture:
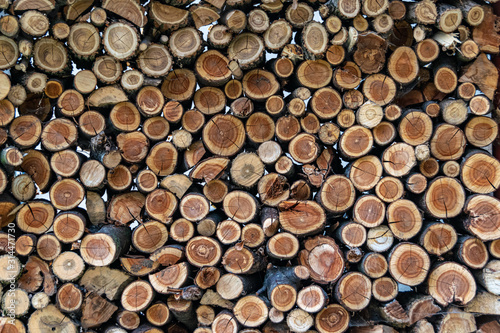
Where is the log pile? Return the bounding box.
[1,0,500,332]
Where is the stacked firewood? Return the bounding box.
[1,0,500,332]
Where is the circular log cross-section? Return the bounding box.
[310,87,343,120]
[186,236,222,268]
[335,272,371,312]
[458,236,489,270]
[228,33,264,70]
[57,90,84,117]
[212,311,238,333]
[16,201,55,235]
[146,302,170,327]
[223,190,259,224]
[137,44,172,78]
[399,111,433,146]
[203,114,245,157]
[461,152,500,194]
[233,295,268,328]
[110,102,141,132]
[296,285,327,314]
[339,125,373,159]
[382,142,416,177]
[33,38,68,73]
[195,50,231,86]
[363,74,396,106]
[430,124,466,161]
[298,236,344,284]
[143,117,169,142]
[9,115,42,149]
[267,232,299,260]
[161,69,197,102]
[242,69,279,102]
[132,221,168,253]
[428,262,476,307]
[353,195,385,228]
[388,46,419,84]
[52,251,85,282]
[465,116,498,148]
[420,223,457,256]
[264,19,292,52]
[68,23,100,59]
[53,211,85,244]
[375,176,404,203]
[195,87,226,115]
[103,22,139,60]
[360,252,388,279]
[146,142,178,176]
[317,175,355,214]
[49,179,85,211]
[57,283,83,313]
[145,189,177,223]
[387,199,422,240]
[315,304,350,333]
[297,60,333,90]
[424,177,465,219]
[80,225,130,266]
[28,305,77,333]
[121,280,154,312]
[336,222,366,248]
[388,242,430,286]
[288,133,319,164]
[349,155,382,191]
[41,118,78,152]
[37,233,61,261]
[372,277,398,303]
[0,36,18,70]
[93,56,122,84]
[180,193,210,222]
[464,194,500,241]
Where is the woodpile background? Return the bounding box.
[1,0,500,332]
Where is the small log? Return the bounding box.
[419,222,457,256]
[57,283,83,313]
[147,302,171,326]
[233,295,268,328]
[121,280,155,312]
[36,233,61,261]
[80,225,131,266]
[336,222,366,248]
[335,272,372,311]
[457,236,489,270]
[286,308,313,332]
[52,251,85,282]
[366,225,394,252]
[436,4,462,33]
[372,277,398,302]
[388,242,430,286]
[383,142,416,177]
[359,252,388,279]
[339,125,373,159]
[298,235,344,284]
[186,236,222,268]
[428,262,476,306]
[297,60,332,89]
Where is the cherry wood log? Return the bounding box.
[388,242,430,286]
[428,262,476,306]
